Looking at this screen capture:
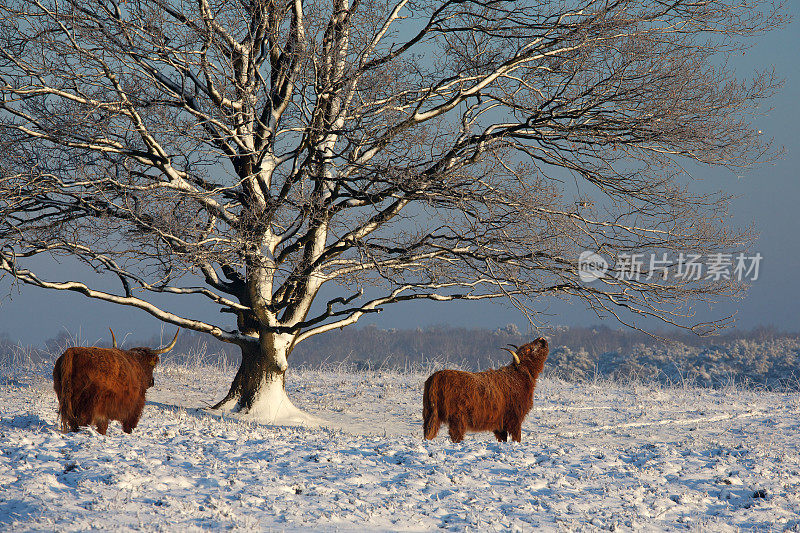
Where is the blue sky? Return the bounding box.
[1,7,798,345]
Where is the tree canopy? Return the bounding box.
[0,0,784,417]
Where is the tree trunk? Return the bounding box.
[212,332,318,426]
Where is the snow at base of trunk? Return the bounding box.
[213,375,323,427]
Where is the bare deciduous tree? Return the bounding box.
[0,0,784,421]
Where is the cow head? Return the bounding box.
[109,328,179,387]
[502,337,548,367]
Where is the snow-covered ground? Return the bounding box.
[1,360,799,531]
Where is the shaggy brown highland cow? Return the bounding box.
[53,329,178,435]
[423,337,548,443]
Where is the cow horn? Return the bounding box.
[109,328,117,349]
[501,347,521,366]
[153,329,180,355]
[507,343,519,350]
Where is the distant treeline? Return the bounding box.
[2,324,798,389]
[293,325,800,388]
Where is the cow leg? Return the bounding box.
[493,430,508,442]
[95,419,109,435]
[423,412,440,440]
[510,424,522,443]
[74,409,92,432]
[424,421,440,440]
[447,419,465,443]
[422,380,440,440]
[123,402,145,434]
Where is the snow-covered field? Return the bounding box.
[1,360,799,531]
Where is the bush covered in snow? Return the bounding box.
[4,325,799,389]
[546,337,800,389]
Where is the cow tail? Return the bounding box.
[422,375,439,440]
[57,352,74,432]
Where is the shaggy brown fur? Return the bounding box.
[423,338,548,443]
[53,331,177,435]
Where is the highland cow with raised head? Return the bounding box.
[53,329,179,435]
[423,337,548,443]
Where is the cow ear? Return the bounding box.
[149,357,158,367]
